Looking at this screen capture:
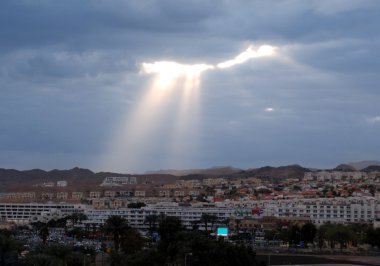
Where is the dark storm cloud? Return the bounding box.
[0,0,379,171]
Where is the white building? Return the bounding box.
[0,203,85,224]
[101,176,138,187]
[1,196,378,227]
[57,181,67,187]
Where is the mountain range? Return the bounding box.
[0,160,379,189]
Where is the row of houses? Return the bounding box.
[0,188,202,202]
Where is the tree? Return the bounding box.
[300,222,317,247]
[107,251,127,266]
[158,216,183,244]
[200,213,218,232]
[28,254,58,266]
[0,230,19,266]
[27,244,86,266]
[104,216,131,251]
[91,223,98,239]
[70,213,87,225]
[45,245,73,266]
[365,228,380,248]
[325,224,356,250]
[127,202,146,208]
[191,220,200,231]
[39,226,50,245]
[316,225,327,250]
[120,228,146,255]
[289,224,301,246]
[144,214,158,235]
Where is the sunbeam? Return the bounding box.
[103,44,277,172]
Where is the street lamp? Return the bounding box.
[185,252,193,266]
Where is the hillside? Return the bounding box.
[242,164,310,179]
[348,160,380,170]
[0,167,177,191]
[334,164,356,171]
[361,165,380,172]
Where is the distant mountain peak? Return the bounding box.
[348,160,380,170]
[334,164,356,171]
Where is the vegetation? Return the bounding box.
[101,215,257,266]
[104,215,131,251]
[3,214,380,266]
[0,230,20,266]
[127,202,146,209]
[264,222,380,251]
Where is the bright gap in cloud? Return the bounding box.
[217,45,276,69]
[104,44,277,172]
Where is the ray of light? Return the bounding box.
[103,44,278,172]
[102,77,178,172]
[166,72,203,166]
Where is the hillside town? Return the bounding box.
[1,167,380,265]
[1,169,379,230]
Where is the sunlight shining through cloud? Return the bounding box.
[142,62,214,90]
[104,44,277,172]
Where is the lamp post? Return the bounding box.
[185,252,192,266]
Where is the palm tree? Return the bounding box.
[0,230,19,266]
[91,223,98,239]
[191,220,200,231]
[144,214,158,235]
[200,213,210,232]
[70,213,87,225]
[104,216,130,251]
[46,245,72,266]
[28,254,57,266]
[107,251,127,266]
[38,226,49,245]
[200,214,218,232]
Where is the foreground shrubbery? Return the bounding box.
[265,222,380,250]
[2,217,380,266]
[105,215,257,266]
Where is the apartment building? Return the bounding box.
[304,171,367,182]
[1,196,378,227]
[56,192,68,200]
[263,197,377,225]
[71,192,84,200]
[101,176,137,186]
[159,190,171,197]
[0,192,36,200]
[134,190,146,197]
[83,205,235,230]
[0,203,85,224]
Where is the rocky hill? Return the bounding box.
[334,164,357,171]
[0,167,177,191]
[361,165,380,172]
[348,160,380,170]
[241,164,310,179]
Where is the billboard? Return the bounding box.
[216,227,228,236]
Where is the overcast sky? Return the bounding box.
[1,0,379,173]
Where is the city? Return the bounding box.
[1,0,380,265]
[0,164,380,265]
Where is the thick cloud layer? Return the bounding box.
[0,0,379,172]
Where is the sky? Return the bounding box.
[1,0,379,173]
